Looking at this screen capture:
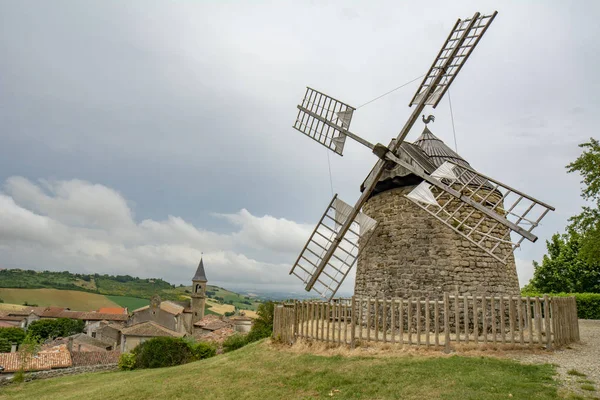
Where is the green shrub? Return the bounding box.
[27,318,85,340]
[133,337,195,369]
[520,292,600,319]
[118,353,136,371]
[244,301,275,343]
[0,338,10,353]
[0,327,26,346]
[192,342,216,360]
[222,334,248,353]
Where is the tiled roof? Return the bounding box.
[197,327,235,344]
[0,321,18,328]
[195,320,232,331]
[0,313,26,322]
[121,321,184,338]
[97,307,127,315]
[71,350,121,367]
[44,334,112,352]
[78,312,128,321]
[0,346,71,373]
[8,306,68,318]
[193,314,220,327]
[133,301,185,316]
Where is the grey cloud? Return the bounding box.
[1,1,599,293]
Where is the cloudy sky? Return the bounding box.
[0,1,598,295]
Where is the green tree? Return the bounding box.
[27,318,85,340]
[246,301,275,343]
[567,137,600,264]
[527,232,600,293]
[0,327,26,346]
[527,137,600,293]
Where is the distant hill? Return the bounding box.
[0,269,261,312]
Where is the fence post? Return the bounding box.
[544,295,552,350]
[444,293,450,352]
[351,296,356,348]
[293,301,298,343]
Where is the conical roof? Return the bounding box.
[363,125,490,197]
[193,257,207,282]
[413,126,470,169]
[413,126,490,188]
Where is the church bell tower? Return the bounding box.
[191,257,207,324]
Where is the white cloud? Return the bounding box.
[0,177,309,291]
[213,208,313,254]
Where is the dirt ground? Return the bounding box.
[511,319,600,398]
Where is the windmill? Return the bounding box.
[288,12,555,301]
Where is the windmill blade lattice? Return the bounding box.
[289,195,377,300]
[293,87,356,156]
[404,161,555,263]
[410,11,498,108]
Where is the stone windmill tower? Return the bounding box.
[286,11,555,301]
[355,124,520,300]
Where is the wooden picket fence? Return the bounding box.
[273,294,580,349]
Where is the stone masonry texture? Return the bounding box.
[355,186,520,300]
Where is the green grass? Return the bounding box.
[0,341,561,400]
[568,369,587,377]
[581,384,596,392]
[105,295,149,310]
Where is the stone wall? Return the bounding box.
[355,186,520,300]
[0,364,118,386]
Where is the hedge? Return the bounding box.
[521,292,600,320]
[119,338,216,370]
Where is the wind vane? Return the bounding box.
[288,12,555,301]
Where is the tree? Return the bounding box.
[0,327,26,346]
[567,137,600,265]
[245,301,275,342]
[526,137,600,293]
[527,232,600,293]
[27,318,85,340]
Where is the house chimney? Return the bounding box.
[10,343,17,353]
[67,337,74,352]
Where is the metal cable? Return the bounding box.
[356,74,426,109]
[448,89,458,152]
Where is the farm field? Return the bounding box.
[0,289,120,311]
[0,340,563,400]
[105,295,149,310]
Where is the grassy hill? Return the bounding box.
[0,341,562,400]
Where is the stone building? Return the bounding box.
[128,257,210,337]
[355,125,520,300]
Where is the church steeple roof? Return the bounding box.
[193,257,207,282]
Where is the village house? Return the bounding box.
[120,321,184,352]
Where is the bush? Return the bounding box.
[27,318,85,340]
[246,301,275,343]
[192,342,216,360]
[0,327,26,346]
[118,353,136,370]
[133,337,195,369]
[0,338,10,353]
[521,292,600,319]
[222,334,248,353]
